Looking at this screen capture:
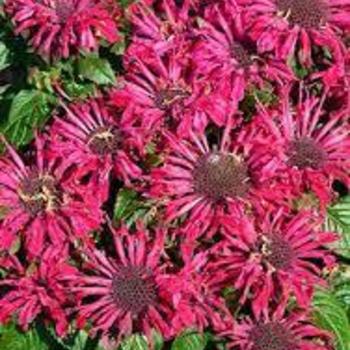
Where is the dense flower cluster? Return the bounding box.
[1,0,350,348]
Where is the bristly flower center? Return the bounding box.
[287,137,327,169]
[18,173,60,216]
[250,322,296,350]
[192,152,250,201]
[112,265,157,315]
[260,234,294,270]
[155,87,190,110]
[87,126,121,156]
[53,0,76,23]
[231,42,254,68]
[276,0,328,28]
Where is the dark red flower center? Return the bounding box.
[287,137,327,169]
[192,152,250,201]
[87,126,121,156]
[112,265,157,315]
[155,87,190,110]
[260,234,294,270]
[18,173,60,216]
[53,0,76,23]
[231,42,254,68]
[276,0,329,28]
[250,322,297,350]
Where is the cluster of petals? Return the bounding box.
[0,0,350,347]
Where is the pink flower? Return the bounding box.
[214,209,336,318]
[0,246,77,336]
[0,136,103,258]
[253,89,350,207]
[193,4,294,106]
[237,0,350,66]
[111,50,231,134]
[167,241,231,334]
[5,0,120,59]
[49,98,143,192]
[149,125,284,239]
[127,0,194,57]
[221,305,332,350]
[70,226,174,342]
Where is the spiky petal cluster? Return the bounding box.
[5,0,120,59]
[221,305,332,350]
[237,0,350,65]
[49,98,143,195]
[0,136,103,258]
[213,210,336,318]
[251,90,350,207]
[0,246,77,335]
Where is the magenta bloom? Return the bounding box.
[127,0,193,56]
[111,51,231,134]
[167,242,231,334]
[71,226,174,342]
[50,98,142,191]
[0,136,103,258]
[254,90,350,207]
[149,127,283,239]
[0,246,77,336]
[193,5,294,105]
[221,306,332,350]
[214,209,336,318]
[5,0,120,59]
[238,0,350,66]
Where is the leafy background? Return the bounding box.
[0,2,349,350]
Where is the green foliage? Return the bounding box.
[78,54,116,86]
[313,288,350,350]
[120,334,148,350]
[0,323,48,350]
[1,89,55,147]
[114,188,157,227]
[0,41,10,71]
[171,331,208,350]
[326,196,350,259]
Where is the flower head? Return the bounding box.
[214,209,336,318]
[0,245,77,335]
[193,4,294,105]
[5,0,120,59]
[111,51,231,134]
[221,305,332,350]
[71,226,173,342]
[253,89,350,207]
[238,0,350,66]
[0,136,103,258]
[149,126,284,238]
[50,98,143,192]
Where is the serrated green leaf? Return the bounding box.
[0,323,48,350]
[78,55,115,85]
[313,288,350,350]
[120,334,148,350]
[171,331,208,350]
[2,90,53,147]
[326,196,350,258]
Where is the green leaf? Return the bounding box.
[0,41,10,71]
[78,55,115,85]
[0,323,48,350]
[326,196,350,258]
[113,188,157,227]
[171,331,208,350]
[2,90,54,147]
[313,288,350,350]
[120,334,148,350]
